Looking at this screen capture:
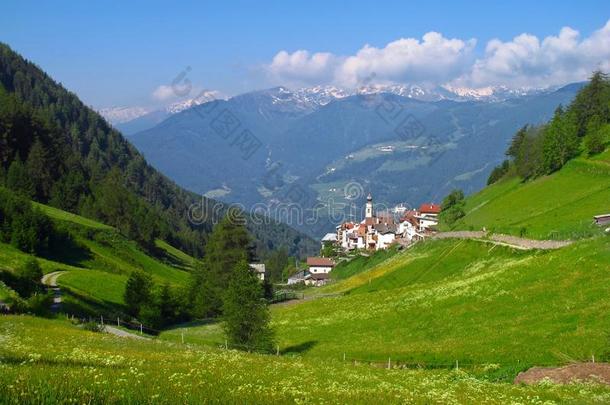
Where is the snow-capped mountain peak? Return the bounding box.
[97,106,152,125]
[166,90,224,114]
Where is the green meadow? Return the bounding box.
[450,150,610,240]
[0,202,195,317]
[2,316,610,404]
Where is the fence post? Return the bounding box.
[140,323,143,335]
[100,315,104,326]
[455,360,459,371]
[117,317,120,327]
[225,339,228,350]
[387,357,391,369]
[343,353,346,362]
[592,354,595,363]
[276,345,280,356]
[181,332,184,344]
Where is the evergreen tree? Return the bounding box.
[585,124,608,156]
[14,258,43,298]
[541,106,579,174]
[25,139,52,200]
[6,158,34,197]
[506,125,528,159]
[568,71,610,137]
[439,189,466,227]
[190,209,251,318]
[124,271,153,317]
[222,259,275,352]
[265,247,289,283]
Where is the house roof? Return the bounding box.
[361,217,378,226]
[419,203,441,214]
[322,233,337,242]
[375,223,397,234]
[307,257,335,267]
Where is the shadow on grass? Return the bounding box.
[60,287,126,319]
[162,318,219,332]
[281,340,318,355]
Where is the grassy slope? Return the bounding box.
[450,150,610,239]
[267,237,610,379]
[2,316,609,404]
[0,200,196,315]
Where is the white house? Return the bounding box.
[248,263,266,281]
[306,257,335,274]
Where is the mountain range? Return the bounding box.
[124,82,582,237]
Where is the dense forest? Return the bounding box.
[0,43,317,258]
[488,71,610,184]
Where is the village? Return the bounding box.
[283,193,441,286]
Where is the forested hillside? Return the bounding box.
[0,43,317,258]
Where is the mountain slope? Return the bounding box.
[0,43,316,257]
[450,149,610,239]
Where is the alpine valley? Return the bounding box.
[121,83,582,236]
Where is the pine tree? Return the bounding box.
[190,208,251,317]
[585,124,608,156]
[222,259,274,352]
[25,139,52,200]
[6,158,34,197]
[542,106,579,173]
[568,71,610,137]
[124,271,153,317]
[506,126,528,159]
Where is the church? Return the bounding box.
[335,194,439,251]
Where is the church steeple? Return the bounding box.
[365,193,373,218]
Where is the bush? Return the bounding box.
[81,321,104,333]
[25,292,53,316]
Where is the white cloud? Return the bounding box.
[462,20,610,88]
[264,20,610,90]
[268,50,337,85]
[336,33,476,87]
[151,84,178,101]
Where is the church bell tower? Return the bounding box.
[365,193,373,218]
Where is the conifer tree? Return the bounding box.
[222,259,274,352]
[190,208,251,317]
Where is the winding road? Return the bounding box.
[41,271,67,312]
[40,270,147,340]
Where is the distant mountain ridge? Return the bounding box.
[107,84,554,135]
[127,80,582,237]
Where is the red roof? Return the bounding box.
[419,203,441,214]
[307,257,335,267]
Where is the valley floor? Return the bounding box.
[1,316,610,404]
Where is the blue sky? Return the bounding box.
[2,1,609,108]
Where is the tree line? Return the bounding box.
[123,209,275,352]
[488,71,610,185]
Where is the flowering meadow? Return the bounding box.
[1,316,610,404]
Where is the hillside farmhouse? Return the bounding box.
[336,194,440,251]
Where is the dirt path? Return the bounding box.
[515,363,610,385]
[103,325,149,340]
[432,231,572,250]
[41,271,68,312]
